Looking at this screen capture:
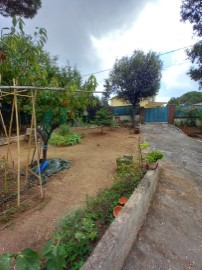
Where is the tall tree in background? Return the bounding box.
[168,91,202,105]
[181,0,202,88]
[0,0,41,18]
[104,50,163,127]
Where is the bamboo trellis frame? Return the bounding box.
[0,84,43,207]
[0,84,107,208]
[0,85,107,93]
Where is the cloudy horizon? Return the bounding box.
[0,0,200,101]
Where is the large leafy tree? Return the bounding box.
[168,91,202,105]
[0,19,98,161]
[181,0,202,88]
[0,18,47,86]
[104,50,163,127]
[36,74,97,161]
[0,0,41,18]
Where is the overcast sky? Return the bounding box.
[0,0,200,101]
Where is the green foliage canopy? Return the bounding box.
[104,50,163,126]
[0,19,98,160]
[95,108,113,127]
[168,91,202,105]
[0,0,41,18]
[181,0,202,88]
[0,18,47,86]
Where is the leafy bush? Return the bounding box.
[49,132,83,146]
[58,124,71,136]
[145,150,163,164]
[95,108,113,127]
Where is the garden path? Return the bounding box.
[122,124,202,270]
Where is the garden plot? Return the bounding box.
[0,127,139,254]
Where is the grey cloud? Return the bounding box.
[22,0,159,74]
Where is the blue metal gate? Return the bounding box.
[144,106,168,122]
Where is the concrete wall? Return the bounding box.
[0,135,25,145]
[81,166,160,270]
[174,118,202,128]
[113,115,140,123]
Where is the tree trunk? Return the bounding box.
[131,105,136,128]
[42,143,48,162]
[37,127,50,162]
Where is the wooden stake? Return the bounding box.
[6,97,15,162]
[32,90,43,198]
[13,79,21,207]
[0,76,13,193]
[24,89,35,184]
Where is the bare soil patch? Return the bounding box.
[0,127,139,254]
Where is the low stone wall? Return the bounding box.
[0,135,25,146]
[81,165,160,270]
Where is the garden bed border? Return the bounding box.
[81,164,160,270]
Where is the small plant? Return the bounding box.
[49,132,83,146]
[145,150,163,164]
[117,163,140,178]
[139,141,149,168]
[140,141,149,149]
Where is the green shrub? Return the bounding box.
[58,124,71,136]
[145,150,163,164]
[49,132,82,146]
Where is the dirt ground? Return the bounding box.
[0,126,139,254]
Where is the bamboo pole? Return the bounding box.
[3,94,16,193]
[0,111,7,135]
[32,90,43,198]
[6,97,15,162]
[0,77,13,193]
[0,93,14,98]
[25,100,35,184]
[0,93,31,98]
[13,79,21,207]
[0,110,13,166]
[0,85,107,93]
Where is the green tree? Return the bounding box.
[181,0,202,88]
[36,75,97,161]
[0,0,41,18]
[0,19,98,161]
[104,50,163,127]
[0,18,47,86]
[95,108,113,133]
[168,91,202,105]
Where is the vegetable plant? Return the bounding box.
[145,150,163,164]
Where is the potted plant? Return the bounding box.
[145,149,163,170]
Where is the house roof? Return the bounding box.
[147,102,167,105]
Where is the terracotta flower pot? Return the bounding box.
[148,161,158,170]
[113,205,123,217]
[119,197,128,205]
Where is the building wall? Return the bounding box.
[110,98,129,107]
[110,96,156,108]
